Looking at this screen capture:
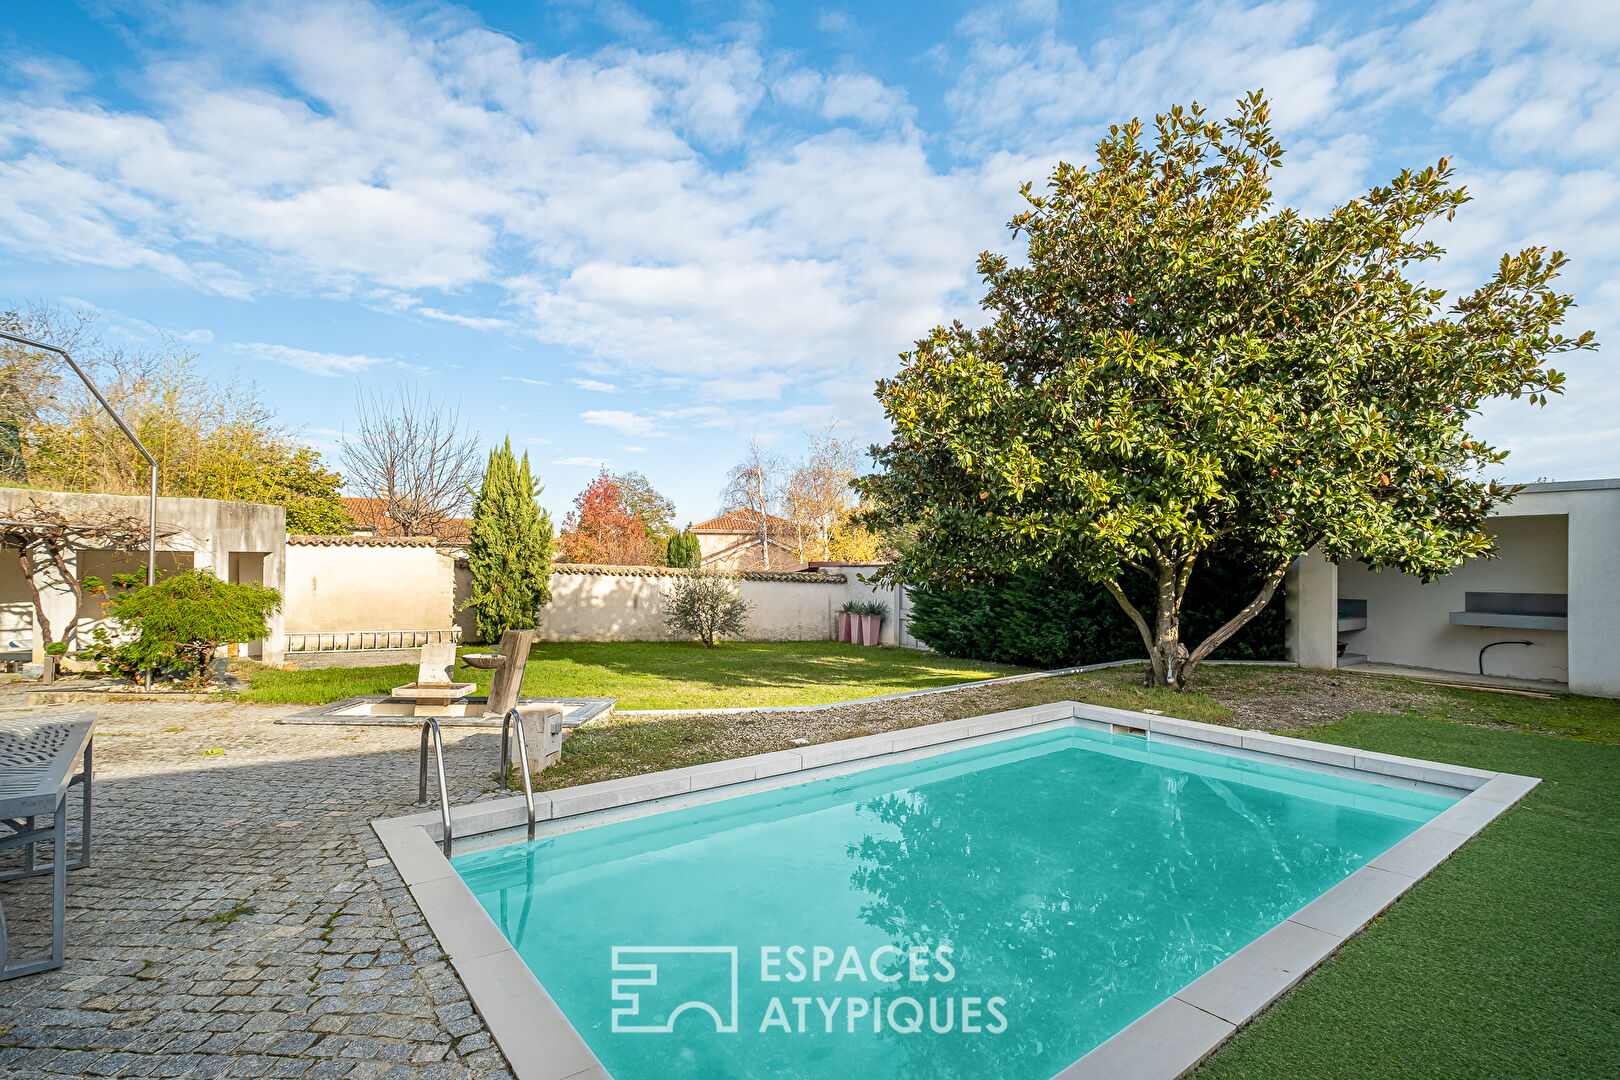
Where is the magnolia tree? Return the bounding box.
[857,93,1595,691]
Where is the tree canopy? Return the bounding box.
[2,304,353,534]
[558,468,659,565]
[342,383,480,537]
[610,470,677,550]
[858,93,1595,689]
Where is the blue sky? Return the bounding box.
[2,0,1615,525]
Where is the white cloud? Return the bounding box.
[552,455,607,467]
[623,445,647,453]
[232,341,393,376]
[571,378,619,393]
[0,0,1614,479]
[817,10,855,35]
[581,409,658,436]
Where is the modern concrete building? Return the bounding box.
[0,488,287,664]
[1286,479,1620,698]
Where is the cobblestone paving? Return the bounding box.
[0,701,520,1080]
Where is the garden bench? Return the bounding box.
[0,711,94,979]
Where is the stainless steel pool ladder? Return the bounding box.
[417,710,538,857]
[499,708,539,842]
[417,718,453,855]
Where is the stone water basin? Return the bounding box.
[389,681,478,714]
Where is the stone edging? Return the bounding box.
[375,699,1536,1080]
[277,696,615,728]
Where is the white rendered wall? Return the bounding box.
[283,542,458,637]
[0,487,286,663]
[537,569,848,642]
[527,565,922,647]
[1285,549,1339,670]
[1494,484,1620,697]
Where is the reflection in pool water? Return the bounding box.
[454,727,1453,1080]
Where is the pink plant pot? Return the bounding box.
[861,614,882,646]
[837,612,853,642]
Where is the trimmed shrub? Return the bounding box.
[906,551,1286,670]
[90,569,282,686]
[665,569,752,647]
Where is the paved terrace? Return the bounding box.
[0,701,519,1080]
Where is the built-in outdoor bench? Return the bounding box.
[1449,591,1568,631]
[1337,598,1368,632]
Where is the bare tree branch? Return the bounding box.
[720,437,787,571]
[342,384,482,537]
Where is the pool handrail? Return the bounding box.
[417,717,453,855]
[500,708,538,841]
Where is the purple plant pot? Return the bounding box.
[837,612,852,642]
[861,614,882,646]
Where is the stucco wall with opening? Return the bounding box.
[1336,514,1570,683]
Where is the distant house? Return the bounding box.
[690,510,807,572]
[341,497,471,548]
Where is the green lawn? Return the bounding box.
[1197,710,1620,1079]
[233,640,1026,710]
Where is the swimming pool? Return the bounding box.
[442,719,1462,1080]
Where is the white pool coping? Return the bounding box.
[373,701,1539,1080]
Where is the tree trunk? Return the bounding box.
[18,544,55,648]
[1102,565,1189,690]
[1181,561,1291,684]
[1103,556,1292,691]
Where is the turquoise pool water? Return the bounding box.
[454,727,1456,1080]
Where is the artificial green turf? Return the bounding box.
[1196,711,1620,1079]
[233,640,1025,709]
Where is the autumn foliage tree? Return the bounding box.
[558,469,659,565]
[859,93,1595,690]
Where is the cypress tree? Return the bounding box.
[665,527,700,569]
[464,439,554,641]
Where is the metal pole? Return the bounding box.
[0,330,160,684]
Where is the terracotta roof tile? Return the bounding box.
[339,497,471,544]
[551,563,843,583]
[689,510,801,535]
[288,534,442,548]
